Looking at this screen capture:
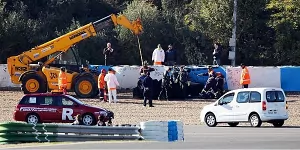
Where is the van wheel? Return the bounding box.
[205,113,218,127]
[74,76,97,98]
[272,120,284,127]
[21,74,47,94]
[249,113,262,127]
[228,122,239,127]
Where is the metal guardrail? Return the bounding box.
[0,122,141,144]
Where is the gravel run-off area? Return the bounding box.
[0,91,299,126]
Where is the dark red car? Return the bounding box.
[14,93,114,126]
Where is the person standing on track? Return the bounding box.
[177,66,189,99]
[158,67,172,101]
[58,67,67,94]
[104,68,120,103]
[142,72,154,107]
[98,69,107,102]
[240,63,251,88]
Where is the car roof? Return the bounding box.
[24,93,67,97]
[229,87,284,93]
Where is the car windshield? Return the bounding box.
[65,95,85,105]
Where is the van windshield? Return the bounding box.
[266,91,285,102]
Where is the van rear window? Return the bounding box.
[266,91,285,102]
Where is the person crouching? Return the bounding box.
[72,114,83,125]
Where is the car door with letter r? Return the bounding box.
[56,96,81,123]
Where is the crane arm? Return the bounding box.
[7,14,143,84]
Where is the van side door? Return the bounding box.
[214,92,236,122]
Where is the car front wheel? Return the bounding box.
[26,114,40,124]
[82,114,95,126]
[205,113,217,127]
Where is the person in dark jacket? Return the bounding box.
[158,67,172,101]
[215,72,225,92]
[165,44,177,66]
[140,61,155,77]
[198,66,216,78]
[198,66,217,98]
[103,43,114,65]
[213,43,222,65]
[177,66,189,99]
[142,72,154,107]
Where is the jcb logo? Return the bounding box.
[50,72,58,80]
[15,67,27,71]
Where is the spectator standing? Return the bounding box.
[98,69,107,102]
[158,67,172,101]
[152,44,165,65]
[240,63,251,88]
[213,43,222,65]
[103,43,114,66]
[165,44,177,66]
[142,72,154,107]
[104,68,120,103]
[58,67,67,94]
[177,66,189,99]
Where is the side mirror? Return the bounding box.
[218,101,223,105]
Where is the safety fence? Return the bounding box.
[2,64,299,91]
[0,122,141,144]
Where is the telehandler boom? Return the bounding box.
[7,14,142,98]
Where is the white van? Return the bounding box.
[200,88,288,127]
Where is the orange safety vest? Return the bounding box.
[58,72,67,89]
[98,73,106,89]
[240,67,250,85]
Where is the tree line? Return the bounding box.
[0,0,299,66]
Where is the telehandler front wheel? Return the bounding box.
[74,76,97,98]
[21,74,47,94]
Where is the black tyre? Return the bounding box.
[249,113,262,127]
[21,74,47,94]
[205,113,218,127]
[74,76,97,98]
[228,122,239,127]
[82,113,96,126]
[26,113,40,124]
[272,120,284,127]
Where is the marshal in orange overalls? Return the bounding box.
[58,70,67,94]
[98,69,107,101]
[240,65,251,88]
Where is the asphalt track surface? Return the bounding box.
[3,125,300,149]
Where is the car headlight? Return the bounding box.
[99,111,107,117]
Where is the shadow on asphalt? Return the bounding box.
[217,125,300,128]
